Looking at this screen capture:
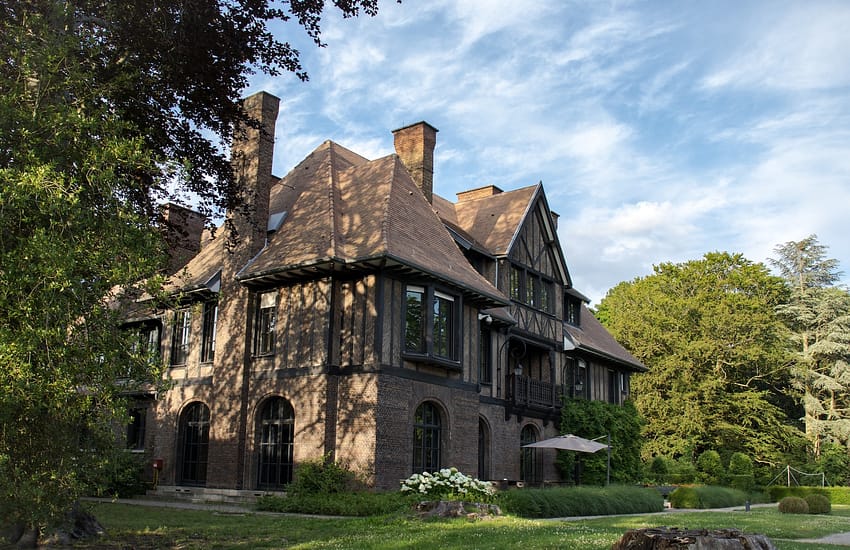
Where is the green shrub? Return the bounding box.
[399,468,495,501]
[778,496,809,514]
[497,485,663,518]
[767,486,850,504]
[696,450,724,485]
[727,453,754,491]
[288,454,356,495]
[257,491,417,516]
[804,494,831,514]
[647,456,670,483]
[668,485,748,509]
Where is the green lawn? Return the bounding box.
[78,502,850,550]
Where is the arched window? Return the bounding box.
[478,418,491,480]
[412,402,442,473]
[520,424,539,483]
[178,402,210,486]
[256,397,295,490]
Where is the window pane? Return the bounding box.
[510,266,522,301]
[413,402,441,473]
[255,292,276,355]
[527,275,537,306]
[433,293,454,359]
[540,281,550,312]
[201,302,217,363]
[479,326,492,384]
[405,288,425,353]
[171,310,190,366]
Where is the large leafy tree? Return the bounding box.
[596,252,805,467]
[771,235,850,457]
[1,0,383,542]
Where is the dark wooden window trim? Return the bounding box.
[509,262,555,314]
[200,301,218,363]
[253,291,277,357]
[170,309,191,366]
[402,284,462,366]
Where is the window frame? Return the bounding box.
[200,301,218,363]
[509,262,554,314]
[479,324,492,385]
[566,296,581,327]
[254,291,277,357]
[403,284,461,365]
[412,401,442,474]
[170,309,191,366]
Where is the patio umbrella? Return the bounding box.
[522,433,608,453]
[523,433,612,485]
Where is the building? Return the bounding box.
[123,91,644,498]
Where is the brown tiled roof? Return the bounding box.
[239,141,507,306]
[436,184,539,256]
[565,304,646,371]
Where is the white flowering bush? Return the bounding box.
[400,467,496,502]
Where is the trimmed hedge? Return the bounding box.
[668,486,748,509]
[768,486,850,505]
[256,491,418,516]
[778,496,809,514]
[805,494,831,514]
[497,485,663,518]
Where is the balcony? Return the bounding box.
[506,374,563,410]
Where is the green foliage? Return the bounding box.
[727,452,755,491]
[815,442,850,486]
[767,486,850,505]
[0,0,384,536]
[558,399,643,485]
[696,450,724,485]
[399,468,495,502]
[668,486,749,509]
[772,236,850,457]
[646,456,670,483]
[778,496,809,514]
[804,494,831,514]
[597,252,807,467]
[256,491,417,517]
[497,485,663,518]
[288,455,356,496]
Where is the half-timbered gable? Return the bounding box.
[124,92,644,498]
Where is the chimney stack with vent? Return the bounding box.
[228,91,280,264]
[392,121,438,204]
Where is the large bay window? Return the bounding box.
[404,285,459,363]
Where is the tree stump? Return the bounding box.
[416,500,501,519]
[612,527,776,550]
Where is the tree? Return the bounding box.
[771,235,850,457]
[597,252,806,468]
[558,399,643,485]
[1,0,385,543]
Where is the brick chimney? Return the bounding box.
[227,91,280,264]
[456,185,503,202]
[392,121,438,203]
[160,203,206,274]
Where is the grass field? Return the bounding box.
[77,502,850,549]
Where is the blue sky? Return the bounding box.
[246,0,850,305]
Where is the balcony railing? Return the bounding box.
[507,374,563,409]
